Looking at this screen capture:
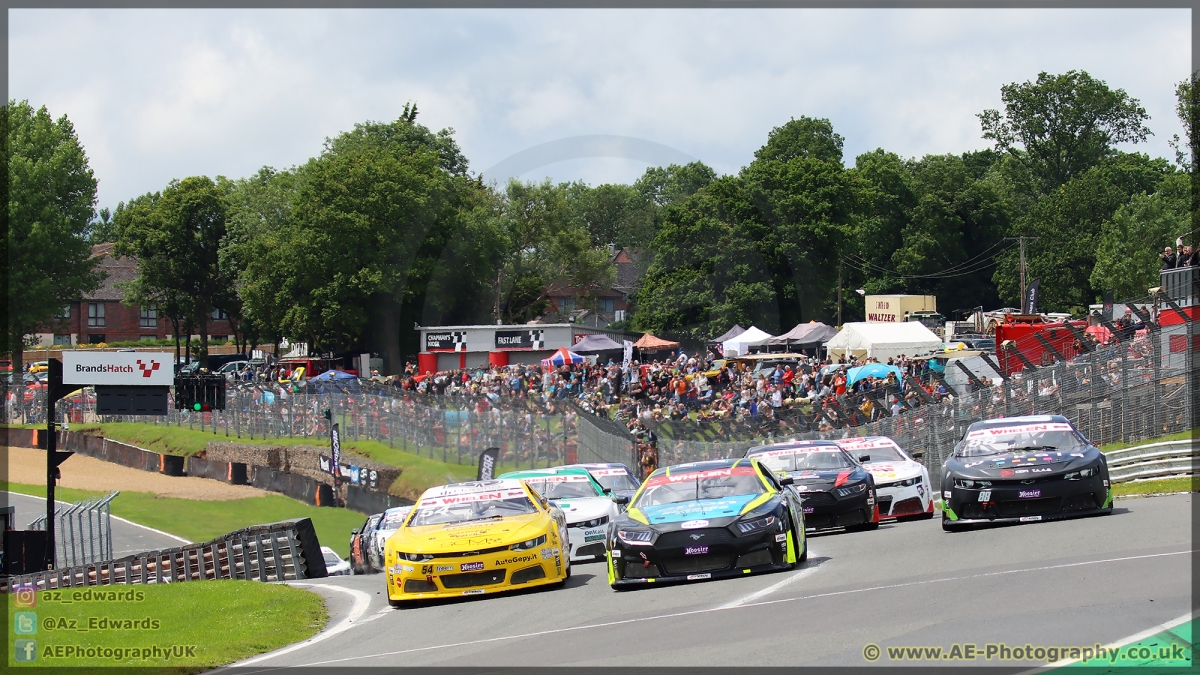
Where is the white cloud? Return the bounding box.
[9,8,1189,210]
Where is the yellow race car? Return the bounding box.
[384,479,570,604]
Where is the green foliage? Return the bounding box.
[5,100,101,374]
[1090,173,1189,299]
[114,176,230,365]
[492,179,615,322]
[993,153,1173,309]
[979,70,1151,197]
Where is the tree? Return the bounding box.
[1090,173,1189,300]
[491,179,614,323]
[632,176,777,340]
[6,100,101,376]
[740,116,859,325]
[114,176,229,368]
[846,149,917,313]
[979,71,1151,197]
[88,207,117,243]
[992,153,1173,310]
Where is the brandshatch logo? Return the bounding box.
[137,359,161,377]
[75,364,134,373]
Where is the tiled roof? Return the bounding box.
[83,244,138,301]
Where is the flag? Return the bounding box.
[1102,290,1114,322]
[477,447,500,481]
[1023,279,1040,315]
[622,340,633,371]
[330,423,341,479]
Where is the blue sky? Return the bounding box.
[10,8,1190,211]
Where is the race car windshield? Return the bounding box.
[523,479,601,500]
[955,428,1085,457]
[633,474,765,507]
[380,509,412,528]
[591,472,641,492]
[860,445,906,462]
[752,449,855,472]
[409,496,537,527]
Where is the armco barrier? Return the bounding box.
[2,517,327,592]
[1105,439,1197,482]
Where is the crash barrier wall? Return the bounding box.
[204,441,401,492]
[28,492,117,568]
[1,517,326,593]
[344,486,414,515]
[647,338,1195,492]
[1104,440,1198,483]
[4,383,580,473]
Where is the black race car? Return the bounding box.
[607,458,807,588]
[941,415,1113,531]
[746,440,880,532]
[349,513,382,575]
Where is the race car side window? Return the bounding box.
[756,463,782,491]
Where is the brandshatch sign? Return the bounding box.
[62,352,174,386]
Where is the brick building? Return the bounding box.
[546,247,644,326]
[33,243,235,346]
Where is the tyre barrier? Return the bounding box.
[1105,439,1198,482]
[1,517,327,592]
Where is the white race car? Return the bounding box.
[368,505,414,572]
[834,436,934,520]
[499,466,619,562]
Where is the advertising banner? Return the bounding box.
[62,352,174,386]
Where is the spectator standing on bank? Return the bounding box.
[1161,246,1177,269]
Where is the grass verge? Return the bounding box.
[2,481,363,559]
[8,580,325,671]
[1100,430,1194,452]
[65,422,534,499]
[1112,476,1197,497]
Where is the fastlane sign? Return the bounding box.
[62,352,174,386]
[494,329,544,350]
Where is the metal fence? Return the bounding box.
[29,492,117,568]
[649,334,1195,491]
[4,382,579,471]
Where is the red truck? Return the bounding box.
[994,314,1090,376]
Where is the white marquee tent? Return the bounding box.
[722,326,774,356]
[823,322,942,361]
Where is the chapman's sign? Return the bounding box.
[62,352,174,386]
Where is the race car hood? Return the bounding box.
[944,447,1103,479]
[781,468,867,492]
[550,496,614,523]
[634,494,760,525]
[388,513,549,553]
[863,461,923,484]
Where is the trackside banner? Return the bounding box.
[62,352,174,386]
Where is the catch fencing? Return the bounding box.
[651,335,1195,491]
[4,382,580,472]
[29,492,117,569]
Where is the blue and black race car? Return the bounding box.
[607,458,807,588]
[941,415,1113,531]
[746,440,880,532]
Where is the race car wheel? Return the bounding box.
[942,516,965,532]
[796,533,808,564]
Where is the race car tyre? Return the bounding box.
[388,597,403,608]
[942,516,966,532]
[796,535,808,564]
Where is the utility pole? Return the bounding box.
[837,262,843,327]
[1006,237,1039,306]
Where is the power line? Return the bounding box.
[841,240,1016,280]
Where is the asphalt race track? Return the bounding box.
[5,491,189,559]
[232,493,1194,670]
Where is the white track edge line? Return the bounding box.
[290,548,1194,668]
[228,582,372,668]
[717,562,823,609]
[1015,609,1197,674]
[4,490,190,543]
